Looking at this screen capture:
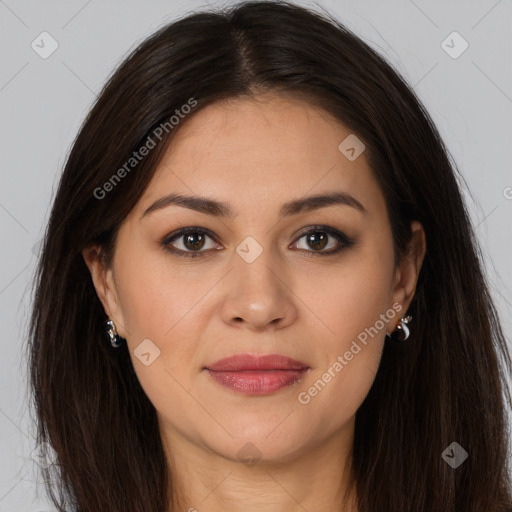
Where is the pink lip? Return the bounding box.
[204,354,309,395]
[206,353,308,371]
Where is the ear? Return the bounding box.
[389,220,426,331]
[82,245,128,339]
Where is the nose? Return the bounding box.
[220,246,298,332]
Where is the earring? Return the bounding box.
[105,319,123,348]
[386,315,412,342]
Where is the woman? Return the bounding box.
[27,1,512,511]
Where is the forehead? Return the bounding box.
[136,93,386,222]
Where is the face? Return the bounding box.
[85,93,425,467]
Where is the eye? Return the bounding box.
[161,225,355,258]
[290,226,355,256]
[162,227,221,258]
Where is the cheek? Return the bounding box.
[299,273,387,426]
[112,248,207,413]
[311,248,394,348]
[113,246,215,390]
[297,246,392,415]
[300,341,383,438]
[113,242,205,342]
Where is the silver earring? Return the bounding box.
[105,319,123,348]
[386,315,412,342]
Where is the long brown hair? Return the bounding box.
[26,1,512,510]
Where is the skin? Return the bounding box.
[83,93,426,512]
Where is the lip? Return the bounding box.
[206,353,309,372]
[204,354,310,396]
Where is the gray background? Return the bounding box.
[1,0,511,510]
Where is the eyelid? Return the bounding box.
[161,225,355,257]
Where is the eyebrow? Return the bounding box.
[141,191,367,220]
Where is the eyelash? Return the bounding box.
[161,225,356,259]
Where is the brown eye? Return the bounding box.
[182,232,206,251]
[162,228,220,258]
[292,227,354,255]
[304,231,329,251]
[162,225,355,259]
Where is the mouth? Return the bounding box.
[204,353,310,395]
